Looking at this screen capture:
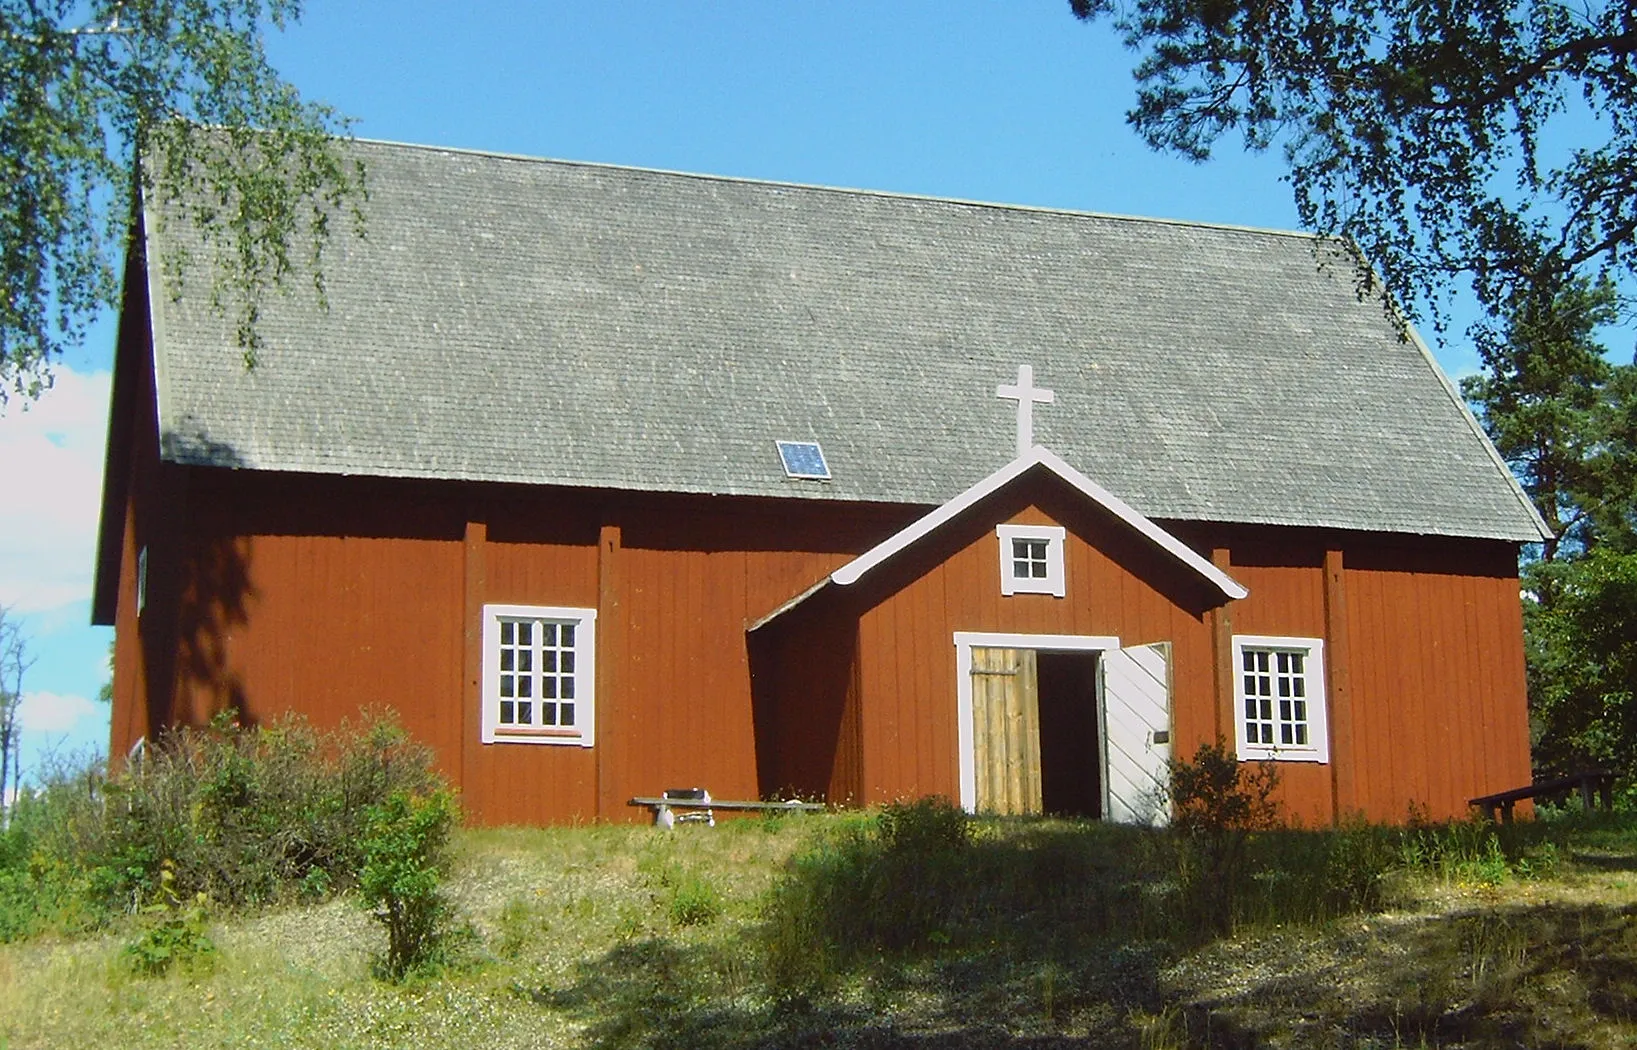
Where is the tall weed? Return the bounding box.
[763,797,972,994]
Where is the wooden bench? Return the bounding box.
[629,789,825,828]
[1469,770,1616,823]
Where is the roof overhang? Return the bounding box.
[750,446,1248,632]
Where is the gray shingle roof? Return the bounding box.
[142,138,1548,542]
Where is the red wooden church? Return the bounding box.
[95,140,1550,826]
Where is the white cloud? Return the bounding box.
[16,689,101,734]
[0,367,112,612]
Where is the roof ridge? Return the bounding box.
[345,134,1324,241]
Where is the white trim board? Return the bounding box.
[752,446,1248,634]
[953,631,1120,812]
[833,447,1246,598]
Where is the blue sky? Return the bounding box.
[4,2,1485,776]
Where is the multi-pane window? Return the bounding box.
[1232,636,1328,762]
[995,524,1066,597]
[1012,538,1050,580]
[483,605,596,746]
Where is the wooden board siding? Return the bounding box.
[971,648,1043,815]
[1336,539,1531,821]
[749,606,862,804]
[609,500,900,815]
[1196,529,1531,823]
[846,480,1223,806]
[105,388,1531,827]
[101,248,158,763]
[130,467,906,825]
[1215,541,1335,825]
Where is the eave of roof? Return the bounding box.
[138,137,1552,544]
[749,446,1248,632]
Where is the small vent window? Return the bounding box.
[995,524,1066,597]
[776,440,831,480]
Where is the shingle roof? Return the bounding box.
[141,138,1549,542]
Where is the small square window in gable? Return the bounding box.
[995,524,1066,597]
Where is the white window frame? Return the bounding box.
[952,631,1121,812]
[1232,635,1329,763]
[995,524,1066,597]
[136,546,148,616]
[482,604,597,747]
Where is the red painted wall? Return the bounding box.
[102,364,1531,827]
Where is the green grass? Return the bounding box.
[3,809,1636,1049]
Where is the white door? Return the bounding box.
[1099,642,1173,826]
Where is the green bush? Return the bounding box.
[95,710,442,909]
[1399,816,1512,884]
[667,871,724,928]
[1166,740,1281,935]
[0,760,112,939]
[637,847,726,928]
[0,709,445,942]
[358,788,459,980]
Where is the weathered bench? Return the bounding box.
[1469,770,1616,823]
[629,789,825,828]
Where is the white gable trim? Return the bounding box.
[830,446,1248,600]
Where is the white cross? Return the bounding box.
[995,364,1054,457]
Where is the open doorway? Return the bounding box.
[1037,650,1102,818]
[956,633,1171,824]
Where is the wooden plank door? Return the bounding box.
[1100,642,1173,826]
[970,647,1042,816]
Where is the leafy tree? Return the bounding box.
[1461,278,1629,560]
[1069,0,1637,330]
[1527,550,1637,780]
[0,0,364,406]
[1463,280,1637,781]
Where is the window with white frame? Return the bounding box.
[995,524,1066,597]
[136,546,148,616]
[1233,636,1329,762]
[482,604,596,746]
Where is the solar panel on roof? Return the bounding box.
[776,440,831,480]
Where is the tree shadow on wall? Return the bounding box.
[174,530,256,725]
[148,427,258,731]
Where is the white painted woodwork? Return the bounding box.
[1100,642,1173,826]
[826,448,1247,601]
[995,364,1055,457]
[952,632,1120,812]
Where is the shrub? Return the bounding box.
[0,759,111,939]
[358,788,459,980]
[636,849,726,929]
[96,709,441,908]
[1166,740,1281,935]
[0,709,445,942]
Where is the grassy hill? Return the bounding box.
[3,809,1636,1050]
